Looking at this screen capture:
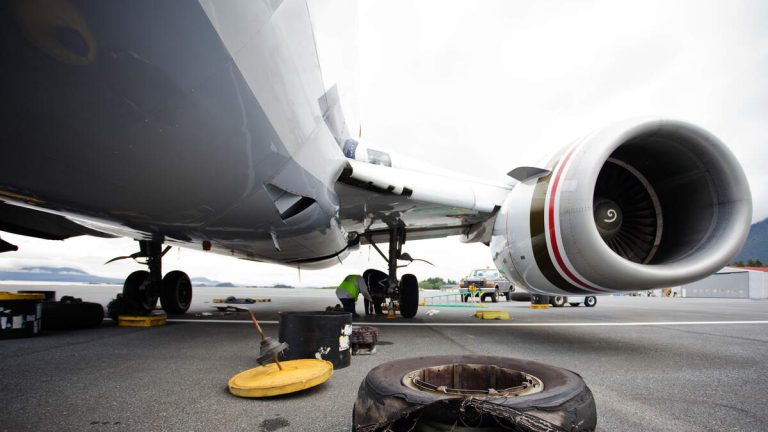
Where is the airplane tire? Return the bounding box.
[551,295,566,307]
[363,269,389,297]
[509,292,532,302]
[122,270,157,312]
[585,296,597,307]
[399,274,418,318]
[161,270,193,314]
[352,355,596,431]
[41,300,104,330]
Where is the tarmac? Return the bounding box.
[1,284,768,431]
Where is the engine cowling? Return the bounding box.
[490,118,752,295]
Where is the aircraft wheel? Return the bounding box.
[363,269,389,297]
[399,274,418,318]
[353,355,596,431]
[569,302,581,307]
[122,270,157,313]
[585,296,597,307]
[161,270,193,314]
[551,295,566,307]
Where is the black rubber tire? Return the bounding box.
[353,355,596,431]
[585,296,597,307]
[363,269,389,297]
[399,274,418,318]
[491,288,499,303]
[509,292,532,302]
[41,301,104,330]
[551,295,566,307]
[569,302,581,307]
[373,297,384,315]
[160,270,192,314]
[123,270,157,312]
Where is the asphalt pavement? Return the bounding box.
[1,285,767,431]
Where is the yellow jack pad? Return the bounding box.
[474,310,510,320]
[228,359,333,398]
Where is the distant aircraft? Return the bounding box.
[0,1,752,317]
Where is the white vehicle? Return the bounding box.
[459,269,513,302]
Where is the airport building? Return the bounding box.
[681,267,768,299]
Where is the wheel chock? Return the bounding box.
[118,312,167,327]
[529,304,551,310]
[228,359,333,398]
[474,310,510,320]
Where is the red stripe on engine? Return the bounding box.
[547,147,605,293]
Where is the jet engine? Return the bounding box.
[490,119,752,295]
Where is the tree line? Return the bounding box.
[730,259,765,267]
[418,277,458,290]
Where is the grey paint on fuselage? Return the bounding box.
[0,0,350,266]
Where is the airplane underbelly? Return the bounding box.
[0,0,349,264]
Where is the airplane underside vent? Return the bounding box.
[265,184,316,220]
[593,159,661,264]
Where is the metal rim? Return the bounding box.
[402,364,544,398]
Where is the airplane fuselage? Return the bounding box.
[1,0,350,267]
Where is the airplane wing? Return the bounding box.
[336,158,513,245]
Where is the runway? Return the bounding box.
[1,285,767,431]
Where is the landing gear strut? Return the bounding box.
[366,221,419,319]
[109,239,192,315]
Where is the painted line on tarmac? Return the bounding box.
[165,319,768,327]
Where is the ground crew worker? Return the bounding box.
[336,274,372,318]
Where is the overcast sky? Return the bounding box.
[1,0,766,287]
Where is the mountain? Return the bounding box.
[733,218,768,263]
[0,266,123,284]
[0,266,235,286]
[190,277,232,287]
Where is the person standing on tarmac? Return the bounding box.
[336,274,372,318]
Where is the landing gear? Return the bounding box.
[161,270,193,314]
[399,274,418,318]
[363,269,387,315]
[109,239,193,315]
[365,221,420,319]
[123,270,156,311]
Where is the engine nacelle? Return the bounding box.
[491,119,752,295]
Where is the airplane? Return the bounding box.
[0,1,752,318]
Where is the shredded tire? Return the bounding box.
[353,355,596,432]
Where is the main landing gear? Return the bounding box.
[108,240,192,315]
[365,221,420,319]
